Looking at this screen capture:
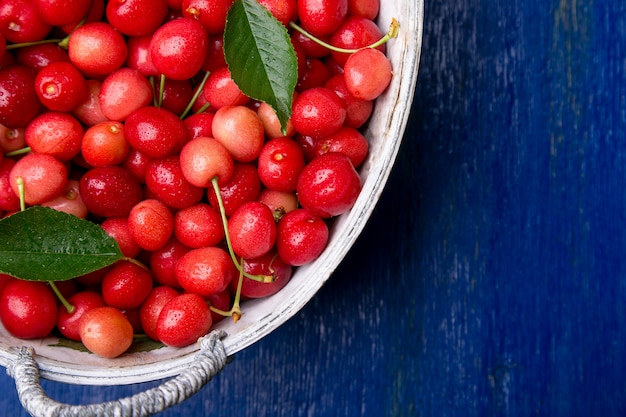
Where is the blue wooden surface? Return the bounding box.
[2,0,626,415]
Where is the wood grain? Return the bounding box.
[1,0,625,415]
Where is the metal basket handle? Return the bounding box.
[6,330,229,417]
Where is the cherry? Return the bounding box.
[257,0,297,26]
[99,67,154,122]
[206,162,261,216]
[128,198,174,251]
[139,285,179,341]
[257,188,299,219]
[156,293,213,348]
[296,152,362,218]
[182,0,235,35]
[175,246,236,297]
[201,33,227,72]
[291,31,331,59]
[179,136,234,187]
[201,67,249,110]
[100,217,142,259]
[25,111,83,161]
[347,0,379,20]
[149,17,209,81]
[276,208,329,265]
[81,121,129,167]
[0,280,58,339]
[9,152,67,206]
[296,57,333,92]
[0,125,25,153]
[312,126,369,167]
[33,0,91,26]
[228,201,277,259]
[291,87,346,139]
[174,203,225,249]
[101,261,153,310]
[72,79,108,126]
[324,73,373,129]
[297,0,348,37]
[343,47,392,100]
[34,61,87,112]
[16,43,70,72]
[144,155,204,209]
[106,0,169,37]
[156,78,195,116]
[149,237,189,288]
[0,0,52,43]
[124,106,188,158]
[257,136,306,192]
[329,16,385,67]
[0,158,19,212]
[212,105,265,163]
[56,291,106,341]
[79,306,134,358]
[122,148,152,183]
[60,0,105,34]
[126,35,160,77]
[257,101,296,139]
[183,112,215,140]
[68,22,128,78]
[235,251,292,298]
[79,165,143,218]
[206,289,231,324]
[0,65,42,129]
[40,179,88,218]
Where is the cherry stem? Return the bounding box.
[16,177,25,212]
[157,74,166,108]
[180,71,211,119]
[288,18,400,54]
[210,177,274,283]
[5,146,31,157]
[49,282,75,314]
[6,38,63,50]
[209,261,244,323]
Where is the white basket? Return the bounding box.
[0,0,424,387]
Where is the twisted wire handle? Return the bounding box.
[6,330,229,417]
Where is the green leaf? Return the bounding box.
[224,0,297,133]
[0,206,126,282]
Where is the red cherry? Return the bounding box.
[40,179,88,218]
[149,17,208,80]
[175,246,236,297]
[183,112,215,140]
[156,293,213,347]
[124,106,188,158]
[297,0,348,37]
[276,208,329,265]
[149,237,190,288]
[139,285,179,341]
[144,155,204,209]
[33,0,91,26]
[101,261,153,310]
[228,201,277,259]
[79,165,143,218]
[329,16,385,67]
[72,79,108,126]
[25,112,83,161]
[56,291,106,341]
[34,61,87,112]
[174,203,225,249]
[257,136,306,192]
[291,87,346,139]
[106,0,169,37]
[257,189,299,218]
[179,136,234,187]
[312,126,369,167]
[0,0,52,44]
[235,251,293,298]
[68,22,128,78]
[257,0,296,26]
[16,43,70,71]
[126,35,160,77]
[99,67,154,122]
[206,162,261,216]
[296,58,332,92]
[324,73,373,129]
[0,280,58,339]
[101,217,142,259]
[212,105,265,163]
[347,0,379,20]
[9,152,67,206]
[343,47,392,101]
[201,67,249,110]
[0,65,42,128]
[296,152,362,218]
[128,199,174,251]
[0,158,19,212]
[182,0,235,35]
[81,121,129,167]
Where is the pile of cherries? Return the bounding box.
[0,0,393,358]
